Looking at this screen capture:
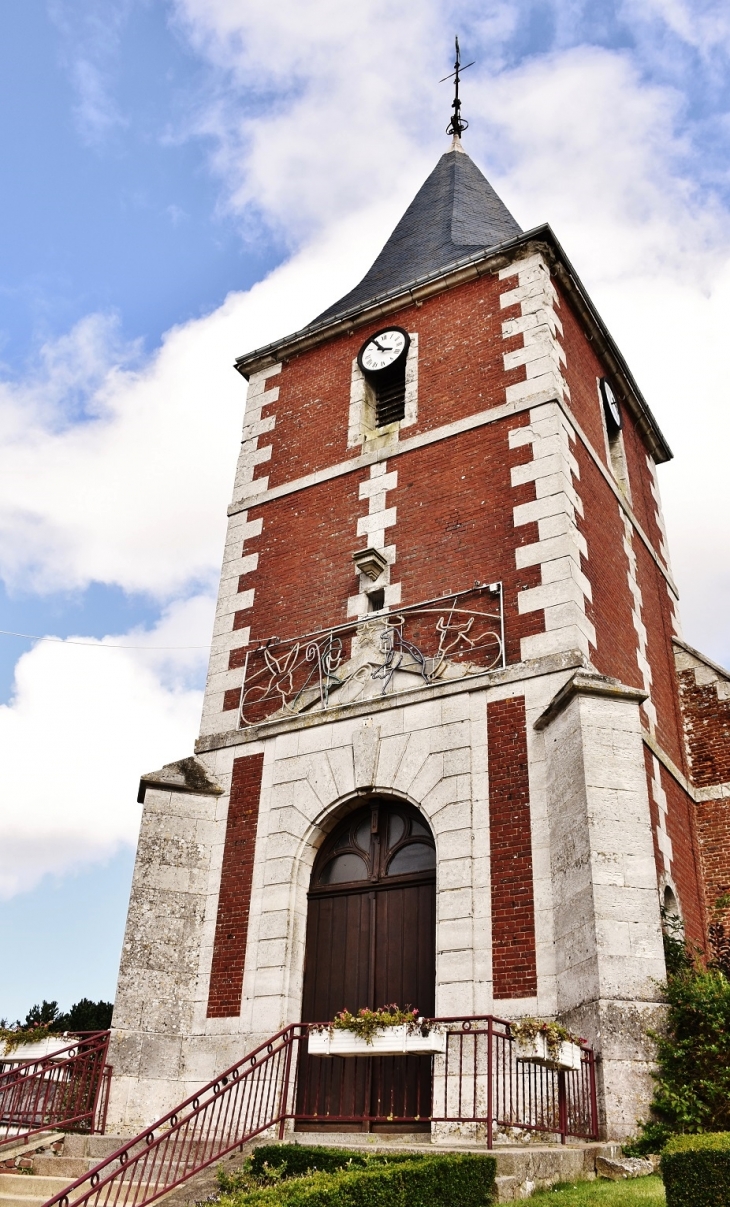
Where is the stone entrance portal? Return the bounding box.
[297,799,436,1131]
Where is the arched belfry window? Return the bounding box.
[313,800,436,890]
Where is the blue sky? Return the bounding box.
[1,0,730,1022]
[0,2,276,375]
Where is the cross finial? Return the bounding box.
[440,36,474,142]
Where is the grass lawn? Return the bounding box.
[528,1175,665,1206]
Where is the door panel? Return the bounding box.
[374,883,435,1016]
[296,801,436,1131]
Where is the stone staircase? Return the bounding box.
[283,1131,624,1202]
[0,1134,123,1207]
[0,1127,625,1206]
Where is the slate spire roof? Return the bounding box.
[313,141,522,325]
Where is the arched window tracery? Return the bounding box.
[312,800,435,891]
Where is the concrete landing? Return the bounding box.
[286,1132,623,1201]
[0,1129,626,1206]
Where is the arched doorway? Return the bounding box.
[297,798,436,1131]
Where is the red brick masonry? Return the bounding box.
[676,659,730,936]
[487,696,538,998]
[206,753,265,1018]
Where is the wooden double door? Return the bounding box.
[297,799,436,1131]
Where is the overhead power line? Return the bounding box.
[0,629,209,650]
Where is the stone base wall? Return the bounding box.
[108,660,667,1140]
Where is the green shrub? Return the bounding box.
[248,1145,417,1179]
[650,969,730,1135]
[218,1145,421,1194]
[218,1152,496,1207]
[626,964,730,1152]
[660,1131,730,1207]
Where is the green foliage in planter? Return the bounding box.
[660,1131,730,1207]
[312,1004,423,1045]
[0,998,113,1052]
[217,1152,496,1207]
[509,1017,581,1060]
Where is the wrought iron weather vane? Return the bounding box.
[441,36,474,139]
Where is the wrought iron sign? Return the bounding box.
[237,583,504,729]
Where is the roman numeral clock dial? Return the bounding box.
[357,327,410,376]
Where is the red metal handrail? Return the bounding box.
[295,1015,597,1145]
[0,1032,111,1150]
[41,1018,598,1207]
[44,1026,298,1207]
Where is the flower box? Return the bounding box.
[2,1036,72,1063]
[514,1034,582,1072]
[308,1024,447,1057]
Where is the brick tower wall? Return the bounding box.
[199,246,703,937]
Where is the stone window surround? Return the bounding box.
[347,333,418,451]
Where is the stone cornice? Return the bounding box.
[138,757,223,804]
[534,670,647,732]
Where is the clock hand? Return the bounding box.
[371,338,388,352]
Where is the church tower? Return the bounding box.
[108,114,712,1143]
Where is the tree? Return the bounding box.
[12,999,113,1032]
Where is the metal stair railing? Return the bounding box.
[43,1025,299,1207]
[0,1032,111,1151]
[40,1017,598,1207]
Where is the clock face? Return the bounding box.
[358,327,410,375]
[600,377,622,431]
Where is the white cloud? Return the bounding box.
[0,207,399,598]
[627,0,730,58]
[4,0,730,900]
[172,0,448,244]
[48,0,132,145]
[0,595,214,898]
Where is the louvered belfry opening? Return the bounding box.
[374,366,407,427]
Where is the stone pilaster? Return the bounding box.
[536,672,666,1138]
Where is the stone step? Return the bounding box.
[0,1173,71,1207]
[0,1174,71,1198]
[28,1157,89,1179]
[0,1193,54,1207]
[289,1131,432,1147]
[60,1135,123,1160]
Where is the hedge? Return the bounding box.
[249,1145,421,1178]
[220,1151,497,1207]
[660,1131,730,1207]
